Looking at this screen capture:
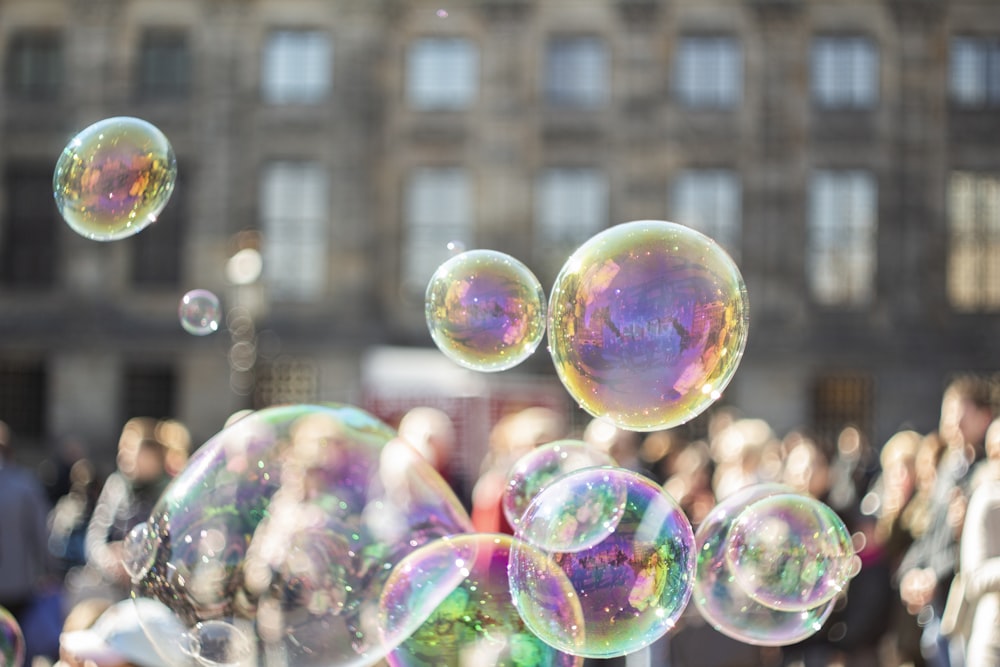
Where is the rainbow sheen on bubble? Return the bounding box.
[130,405,473,667]
[725,492,854,612]
[179,289,222,336]
[0,607,24,667]
[547,220,749,431]
[426,250,546,372]
[509,467,695,659]
[692,484,836,646]
[502,440,616,530]
[379,534,583,667]
[53,117,177,241]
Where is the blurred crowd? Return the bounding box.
[0,373,997,667]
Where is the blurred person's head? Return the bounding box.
[939,375,994,453]
[782,433,830,499]
[584,417,639,468]
[397,406,457,473]
[155,419,191,477]
[880,429,921,493]
[915,431,946,492]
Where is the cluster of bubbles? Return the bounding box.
[0,607,24,667]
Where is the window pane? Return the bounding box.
[2,166,58,287]
[122,364,175,421]
[403,167,472,292]
[545,36,608,108]
[812,37,877,109]
[948,171,1000,311]
[260,162,328,300]
[261,30,332,104]
[670,169,741,259]
[0,360,47,439]
[5,31,63,100]
[676,37,742,108]
[129,171,185,287]
[137,31,191,100]
[950,36,1000,107]
[406,38,478,110]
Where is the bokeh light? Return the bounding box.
[0,607,24,667]
[509,467,695,659]
[547,220,749,431]
[53,116,176,241]
[179,289,222,336]
[692,484,837,646]
[379,533,583,667]
[130,404,473,667]
[425,250,546,373]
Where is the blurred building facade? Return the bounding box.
[0,0,998,466]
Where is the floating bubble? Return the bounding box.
[122,521,158,583]
[547,220,749,431]
[0,607,24,667]
[53,116,177,241]
[509,467,695,659]
[725,492,854,612]
[426,250,546,372]
[131,405,474,667]
[379,533,583,667]
[502,440,616,530]
[692,484,836,646]
[179,290,222,336]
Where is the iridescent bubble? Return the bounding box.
[0,607,24,667]
[426,250,546,372]
[53,116,177,241]
[509,467,695,659]
[547,220,749,431]
[122,521,158,582]
[692,484,836,646]
[179,290,222,336]
[379,533,583,667]
[725,492,854,612]
[502,440,616,530]
[130,405,474,667]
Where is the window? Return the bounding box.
[2,166,58,287]
[675,36,742,109]
[5,30,62,100]
[406,37,478,110]
[253,357,319,409]
[535,167,608,249]
[670,169,741,259]
[128,170,185,287]
[948,172,1000,311]
[544,36,609,108]
[950,36,1000,107]
[122,364,175,421]
[0,360,47,440]
[807,170,878,306]
[260,162,328,301]
[137,30,191,100]
[261,30,332,104]
[811,36,878,109]
[812,373,874,447]
[403,167,472,293]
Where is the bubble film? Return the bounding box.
[692,484,836,646]
[0,607,24,667]
[725,492,854,612]
[509,468,695,659]
[502,440,616,530]
[426,250,546,372]
[547,220,749,431]
[179,289,222,336]
[380,534,583,667]
[130,405,474,667]
[53,117,177,241]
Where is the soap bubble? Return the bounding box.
[691,484,836,646]
[0,607,24,667]
[547,220,749,431]
[379,533,583,667]
[122,521,158,582]
[509,467,695,659]
[53,116,177,241]
[725,492,855,612]
[130,404,474,667]
[502,441,617,532]
[179,290,222,336]
[426,250,546,372]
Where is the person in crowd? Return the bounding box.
[48,457,101,574]
[397,406,471,510]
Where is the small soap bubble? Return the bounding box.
[725,493,855,612]
[0,607,24,667]
[692,484,836,646]
[179,290,221,336]
[122,521,158,583]
[426,250,546,372]
[502,440,616,530]
[509,467,695,659]
[53,116,177,241]
[547,220,749,431]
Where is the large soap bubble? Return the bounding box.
[129,404,473,667]
[692,484,837,645]
[725,492,855,612]
[0,607,24,667]
[379,533,583,667]
[547,220,749,431]
[508,467,695,659]
[425,250,546,372]
[53,117,177,241]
